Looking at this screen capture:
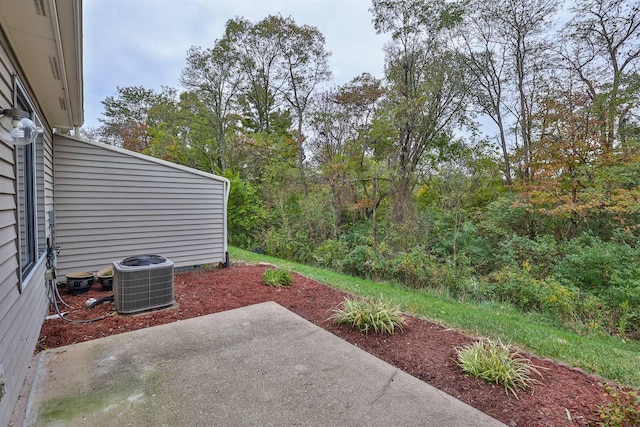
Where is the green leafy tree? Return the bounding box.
[144,88,190,165]
[416,140,504,266]
[226,172,267,248]
[309,74,387,237]
[224,16,283,133]
[275,15,332,195]
[370,0,470,224]
[221,15,331,192]
[180,38,244,172]
[98,86,174,151]
[174,91,227,173]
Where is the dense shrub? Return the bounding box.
[342,245,381,278]
[571,294,611,333]
[602,288,640,337]
[262,196,640,339]
[496,234,560,278]
[262,229,312,264]
[313,239,349,271]
[410,210,489,268]
[450,220,493,269]
[489,263,578,322]
[226,173,267,249]
[597,385,640,427]
[477,195,530,240]
[447,275,490,302]
[339,223,375,248]
[601,275,640,336]
[387,247,456,289]
[554,235,640,292]
[312,223,380,276]
[549,236,640,335]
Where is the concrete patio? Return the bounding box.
[13,302,505,426]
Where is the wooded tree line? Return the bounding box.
[85,0,640,338]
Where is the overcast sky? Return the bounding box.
[82,0,388,129]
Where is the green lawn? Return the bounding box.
[229,246,640,388]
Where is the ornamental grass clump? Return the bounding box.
[456,339,543,398]
[262,268,293,287]
[330,296,405,334]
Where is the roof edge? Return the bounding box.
[54,0,84,128]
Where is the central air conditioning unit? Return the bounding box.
[113,254,174,314]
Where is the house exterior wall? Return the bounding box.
[0,37,53,427]
[53,136,229,276]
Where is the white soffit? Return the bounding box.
[0,0,83,129]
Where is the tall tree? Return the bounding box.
[528,81,604,238]
[309,74,386,236]
[144,88,189,165]
[458,0,558,186]
[561,0,640,150]
[457,2,514,188]
[371,0,469,223]
[490,0,558,182]
[98,86,172,151]
[275,15,332,195]
[224,16,283,133]
[527,80,640,239]
[180,37,243,172]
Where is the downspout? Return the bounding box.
[222,176,230,266]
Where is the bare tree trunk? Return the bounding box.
[372,169,378,246]
[393,173,414,225]
[496,115,513,190]
[293,107,309,197]
[516,41,532,182]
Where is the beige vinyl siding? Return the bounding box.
[0,257,47,426]
[0,42,52,426]
[53,136,229,275]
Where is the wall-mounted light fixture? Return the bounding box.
[1,108,40,146]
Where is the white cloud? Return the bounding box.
[83,0,387,128]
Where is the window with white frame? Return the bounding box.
[14,77,45,289]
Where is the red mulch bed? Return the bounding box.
[38,264,614,426]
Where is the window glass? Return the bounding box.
[14,78,44,289]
